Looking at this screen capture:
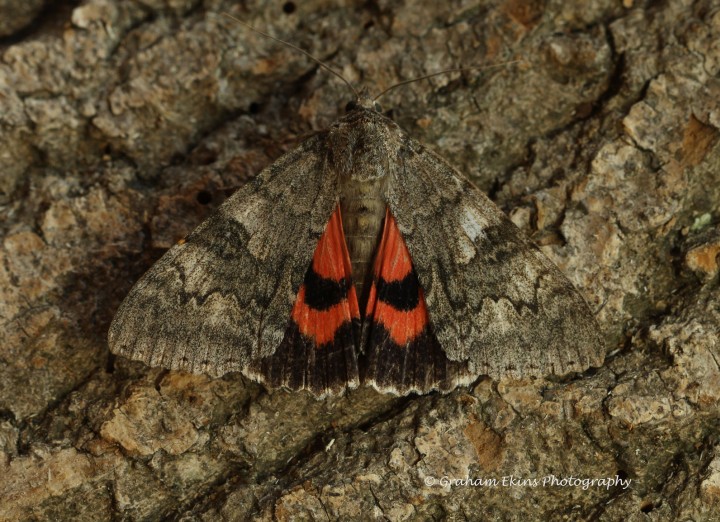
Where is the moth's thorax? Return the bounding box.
[332,107,398,312]
[327,108,402,182]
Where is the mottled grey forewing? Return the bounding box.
[108,135,338,378]
[387,140,605,380]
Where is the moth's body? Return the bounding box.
[108,97,605,397]
[333,103,396,313]
[339,173,386,313]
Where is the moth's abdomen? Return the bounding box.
[339,176,387,314]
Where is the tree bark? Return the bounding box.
[1,0,719,520]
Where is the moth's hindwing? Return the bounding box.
[387,141,606,380]
[361,209,475,394]
[108,135,341,387]
[251,205,361,395]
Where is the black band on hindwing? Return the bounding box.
[375,270,421,311]
[302,267,350,310]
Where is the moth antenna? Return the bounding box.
[372,61,524,103]
[223,13,360,99]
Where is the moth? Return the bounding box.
[108,92,605,396]
[108,23,604,395]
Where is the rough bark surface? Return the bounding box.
[1,0,719,520]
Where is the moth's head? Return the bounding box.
[345,97,383,114]
[329,94,400,182]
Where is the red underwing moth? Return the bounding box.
[108,97,605,396]
[108,24,605,396]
